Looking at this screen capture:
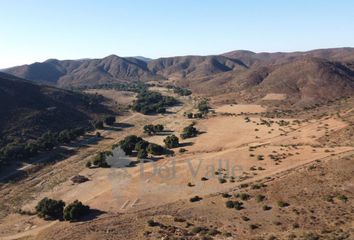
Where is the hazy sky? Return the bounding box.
[1,0,354,68]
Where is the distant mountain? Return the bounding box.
[131,56,152,62]
[3,48,354,105]
[0,72,110,149]
[222,47,354,67]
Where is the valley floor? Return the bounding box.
[0,88,353,240]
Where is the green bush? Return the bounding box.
[198,100,209,113]
[119,135,143,155]
[190,196,202,202]
[147,143,166,155]
[87,151,111,168]
[263,205,272,211]
[225,201,235,208]
[35,197,65,220]
[63,200,90,221]
[180,124,199,139]
[277,200,290,208]
[164,135,179,148]
[256,195,266,202]
[137,149,148,159]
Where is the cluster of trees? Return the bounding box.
[117,135,168,158]
[143,124,164,135]
[35,197,90,221]
[131,90,178,114]
[185,112,204,119]
[86,151,112,168]
[163,135,179,148]
[166,86,192,96]
[0,128,86,166]
[180,124,199,139]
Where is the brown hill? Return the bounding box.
[3,48,354,105]
[222,47,354,67]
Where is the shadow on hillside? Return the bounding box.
[0,147,77,183]
[125,156,165,168]
[156,130,174,136]
[179,142,194,147]
[114,122,134,129]
[104,126,122,132]
[71,209,106,222]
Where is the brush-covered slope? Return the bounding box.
[0,72,109,148]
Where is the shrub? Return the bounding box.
[222,193,231,198]
[147,143,166,155]
[277,200,290,208]
[164,135,179,148]
[234,201,244,210]
[225,201,235,208]
[147,219,159,227]
[143,124,164,135]
[249,224,259,230]
[190,196,202,202]
[236,193,251,201]
[119,135,143,155]
[263,205,272,211]
[180,125,199,139]
[198,100,209,113]
[218,178,227,184]
[179,148,187,153]
[87,151,111,168]
[251,183,266,189]
[35,197,65,220]
[63,200,90,221]
[137,149,148,159]
[134,140,149,152]
[191,226,203,234]
[256,195,266,202]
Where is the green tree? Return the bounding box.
[164,135,179,148]
[119,135,143,155]
[63,200,90,221]
[180,125,199,139]
[147,143,165,155]
[137,149,148,159]
[35,197,65,220]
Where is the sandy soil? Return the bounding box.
[214,104,266,114]
[262,93,287,101]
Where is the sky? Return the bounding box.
[1,0,354,68]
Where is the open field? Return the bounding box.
[0,87,353,240]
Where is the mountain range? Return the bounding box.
[3,48,354,105]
